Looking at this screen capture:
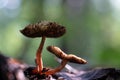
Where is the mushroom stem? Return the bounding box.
[44,59,68,75]
[36,36,46,73]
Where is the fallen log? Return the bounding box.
[0,53,120,80]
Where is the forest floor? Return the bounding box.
[0,53,120,80]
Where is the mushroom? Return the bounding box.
[44,46,87,75]
[20,21,66,74]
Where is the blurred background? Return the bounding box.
[0,0,120,69]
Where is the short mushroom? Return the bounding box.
[44,46,87,75]
[20,21,66,74]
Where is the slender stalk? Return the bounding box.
[44,59,68,75]
[36,36,46,73]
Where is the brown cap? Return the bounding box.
[47,46,87,64]
[20,21,66,38]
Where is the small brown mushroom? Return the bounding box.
[44,46,87,75]
[20,21,66,74]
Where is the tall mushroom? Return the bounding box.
[44,46,87,75]
[20,21,66,74]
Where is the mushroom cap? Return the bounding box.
[20,21,66,38]
[47,46,87,64]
